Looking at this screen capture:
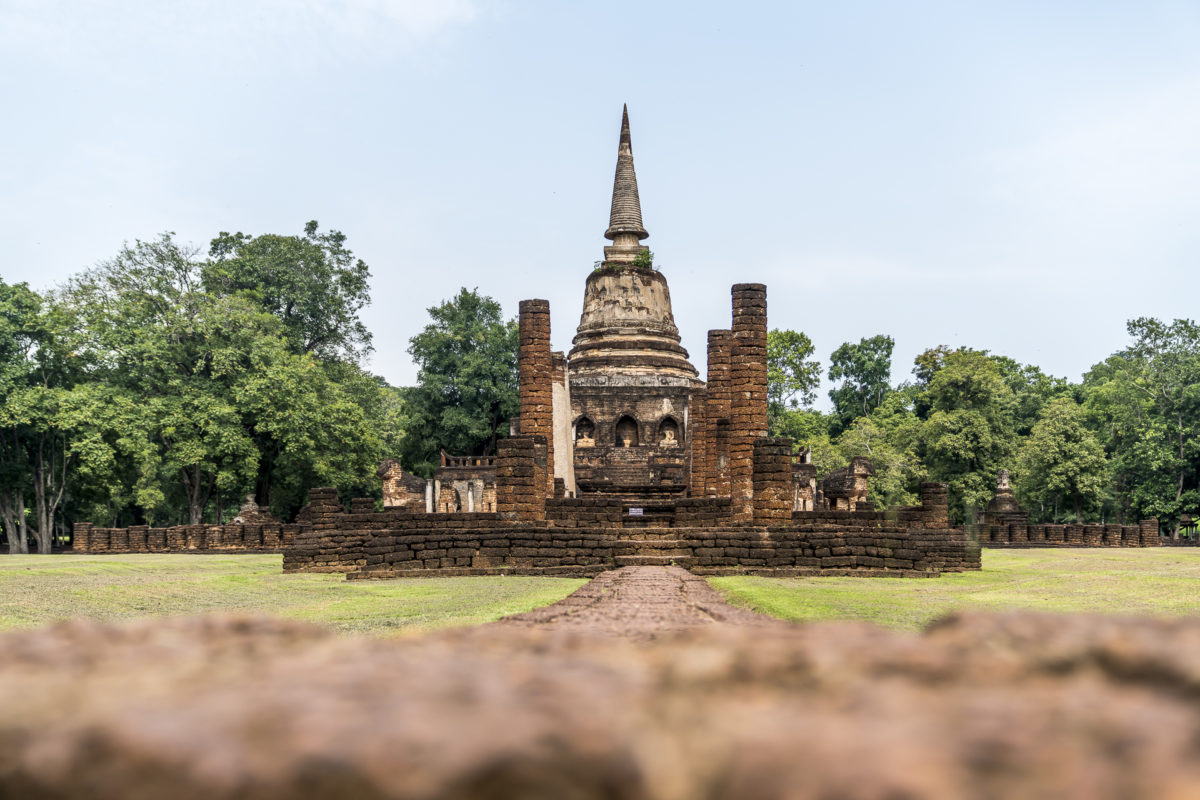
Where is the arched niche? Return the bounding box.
[575,417,596,448]
[615,415,639,447]
[657,416,681,447]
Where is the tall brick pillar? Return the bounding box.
[753,437,794,524]
[1139,518,1161,547]
[72,522,92,552]
[729,284,768,520]
[706,329,733,497]
[688,388,708,497]
[518,299,554,498]
[496,435,546,522]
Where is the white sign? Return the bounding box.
[628,507,644,516]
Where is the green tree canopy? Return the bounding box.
[918,350,1017,521]
[828,334,894,431]
[1016,397,1108,523]
[767,328,821,434]
[402,288,519,474]
[206,221,372,362]
[1083,318,1200,532]
[56,232,384,524]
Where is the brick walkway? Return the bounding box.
[492,565,781,636]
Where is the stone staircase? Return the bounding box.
[622,501,676,528]
[613,528,693,567]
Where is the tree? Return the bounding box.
[834,389,926,508]
[0,280,106,552]
[1083,318,1200,532]
[1016,397,1108,522]
[828,334,894,431]
[918,350,1017,522]
[403,289,518,473]
[206,221,372,362]
[0,279,42,552]
[59,233,385,524]
[767,328,821,435]
[990,356,1073,437]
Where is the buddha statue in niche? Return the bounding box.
[575,419,596,448]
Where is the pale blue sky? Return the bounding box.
[3,1,1198,402]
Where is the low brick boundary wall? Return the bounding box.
[973,519,1160,548]
[285,522,979,579]
[71,522,299,554]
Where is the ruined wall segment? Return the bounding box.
[518,299,555,498]
[753,437,794,524]
[705,329,732,497]
[729,284,768,519]
[495,435,547,522]
[551,352,577,496]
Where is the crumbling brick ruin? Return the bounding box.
[270,107,984,579]
[72,107,1157,565]
[821,457,875,512]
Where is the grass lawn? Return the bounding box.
[710,549,1200,630]
[0,554,586,635]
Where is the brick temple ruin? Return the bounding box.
[273,106,978,578]
[71,107,1159,570]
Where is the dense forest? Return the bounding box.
[2,225,1197,551]
[768,323,1200,531]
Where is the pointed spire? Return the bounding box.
[604,104,649,248]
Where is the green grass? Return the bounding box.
[0,554,586,635]
[710,549,1200,630]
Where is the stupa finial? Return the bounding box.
[603,104,649,262]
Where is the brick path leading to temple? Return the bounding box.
[492,565,782,637]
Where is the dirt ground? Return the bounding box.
[5,566,1200,798]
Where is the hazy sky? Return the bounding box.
[3,1,1198,404]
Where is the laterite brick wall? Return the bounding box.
[72,522,298,554]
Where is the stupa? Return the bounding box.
[567,106,702,498]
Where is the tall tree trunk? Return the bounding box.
[1,490,30,554]
[184,464,214,526]
[1074,497,1082,524]
[29,431,70,553]
[31,433,53,553]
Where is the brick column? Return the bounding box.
[1139,518,1160,547]
[753,437,794,524]
[72,522,92,552]
[109,526,129,552]
[688,388,707,497]
[496,435,546,522]
[262,525,282,549]
[127,525,148,552]
[518,299,554,498]
[706,329,733,497]
[729,285,768,520]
